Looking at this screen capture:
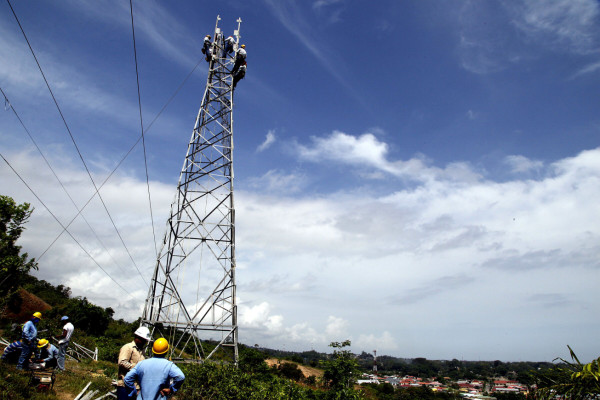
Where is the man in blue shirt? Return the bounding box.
[17,312,41,370]
[1,339,27,364]
[124,338,185,399]
[36,339,59,369]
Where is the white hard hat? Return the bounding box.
[134,326,151,341]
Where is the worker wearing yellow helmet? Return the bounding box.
[36,338,59,369]
[231,44,247,76]
[124,338,185,399]
[17,312,42,370]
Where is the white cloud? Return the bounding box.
[295,130,482,183]
[3,142,600,359]
[506,0,600,55]
[457,0,600,74]
[355,331,398,353]
[570,60,600,79]
[313,0,343,11]
[58,0,199,69]
[325,316,349,338]
[504,155,544,173]
[257,130,276,152]
[263,0,365,106]
[246,169,308,194]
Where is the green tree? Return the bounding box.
[320,340,364,399]
[278,362,304,381]
[0,195,38,293]
[534,346,600,399]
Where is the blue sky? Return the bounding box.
[1,0,599,362]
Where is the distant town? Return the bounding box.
[359,373,530,399]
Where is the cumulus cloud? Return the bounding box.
[3,140,600,358]
[295,130,482,183]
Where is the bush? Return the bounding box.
[278,362,303,381]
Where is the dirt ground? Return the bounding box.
[266,358,323,378]
[2,289,52,322]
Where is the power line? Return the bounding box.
[7,0,147,286]
[0,153,136,300]
[0,86,130,279]
[129,0,158,259]
[37,58,204,264]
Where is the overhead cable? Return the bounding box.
[7,0,148,286]
[0,153,136,300]
[37,58,204,265]
[0,86,130,279]
[129,0,158,259]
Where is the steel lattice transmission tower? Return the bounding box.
[142,16,242,364]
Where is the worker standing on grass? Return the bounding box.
[1,339,27,364]
[116,326,151,400]
[36,338,59,369]
[124,338,185,400]
[231,44,246,75]
[55,315,74,371]
[17,311,41,370]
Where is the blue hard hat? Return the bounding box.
[61,316,69,321]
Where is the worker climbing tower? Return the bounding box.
[141,16,242,364]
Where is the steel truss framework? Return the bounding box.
[142,16,242,364]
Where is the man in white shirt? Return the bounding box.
[56,315,74,371]
[223,36,235,58]
[231,44,246,75]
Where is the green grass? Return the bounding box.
[0,358,114,399]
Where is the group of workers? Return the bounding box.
[1,311,185,400]
[1,312,73,371]
[117,327,185,400]
[201,34,247,89]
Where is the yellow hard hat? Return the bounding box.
[38,339,49,348]
[241,44,246,48]
[33,312,42,319]
[152,338,170,355]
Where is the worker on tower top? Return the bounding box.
[202,34,212,62]
[233,61,246,89]
[231,44,246,75]
[223,35,235,58]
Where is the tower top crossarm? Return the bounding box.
[234,18,242,43]
[141,16,244,366]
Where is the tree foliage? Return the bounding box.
[320,340,364,399]
[534,346,600,399]
[0,195,38,294]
